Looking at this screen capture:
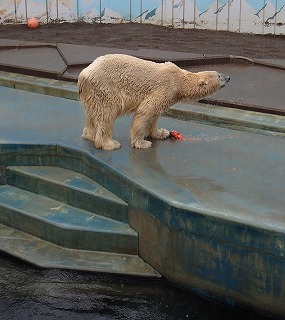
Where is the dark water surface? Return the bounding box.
[0,253,269,320]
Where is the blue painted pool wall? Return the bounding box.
[129,207,285,318]
[0,142,284,318]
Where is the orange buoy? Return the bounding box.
[27,18,39,29]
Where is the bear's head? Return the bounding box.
[197,71,230,89]
[180,70,230,102]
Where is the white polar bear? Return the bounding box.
[78,54,230,150]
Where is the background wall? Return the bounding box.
[0,1,284,35]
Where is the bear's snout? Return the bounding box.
[219,73,230,87]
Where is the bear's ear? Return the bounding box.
[198,78,208,86]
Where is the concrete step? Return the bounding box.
[6,166,129,223]
[0,184,137,254]
[0,223,160,277]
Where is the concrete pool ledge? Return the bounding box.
[1,140,285,253]
[1,70,285,137]
[0,140,284,318]
[0,71,78,100]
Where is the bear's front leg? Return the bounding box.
[150,128,170,139]
[147,116,170,139]
[131,96,173,148]
[131,112,153,149]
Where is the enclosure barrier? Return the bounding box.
[0,0,284,35]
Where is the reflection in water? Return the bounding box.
[0,253,269,320]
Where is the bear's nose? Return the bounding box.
[219,73,230,87]
[219,73,230,82]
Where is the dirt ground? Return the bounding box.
[0,22,285,59]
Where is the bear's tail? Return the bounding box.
[77,74,85,101]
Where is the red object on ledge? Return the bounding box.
[169,131,186,140]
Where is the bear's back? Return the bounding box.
[87,54,181,87]
[78,54,185,107]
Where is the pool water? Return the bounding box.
[0,253,269,320]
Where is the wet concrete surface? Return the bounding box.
[1,86,284,234]
[190,63,285,115]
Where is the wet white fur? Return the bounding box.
[78,54,229,150]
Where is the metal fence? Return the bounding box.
[0,0,284,35]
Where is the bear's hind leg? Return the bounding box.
[95,128,121,150]
[82,116,96,141]
[94,112,121,150]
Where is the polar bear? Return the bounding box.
[78,54,230,150]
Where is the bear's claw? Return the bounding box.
[148,128,170,139]
[101,140,121,150]
[133,139,152,149]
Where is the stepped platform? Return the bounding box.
[0,224,156,277]
[0,161,159,278]
[0,40,284,319]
